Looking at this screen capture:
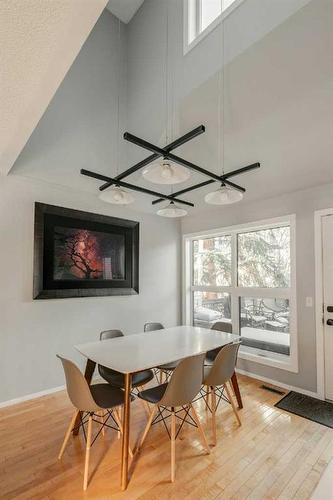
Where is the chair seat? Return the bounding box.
[204,356,214,366]
[157,360,179,371]
[99,366,154,389]
[138,383,168,404]
[203,366,212,385]
[90,383,127,409]
[205,346,222,363]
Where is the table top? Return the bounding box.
[75,325,240,374]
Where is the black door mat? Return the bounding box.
[275,391,333,428]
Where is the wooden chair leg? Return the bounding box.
[224,383,241,426]
[138,405,157,450]
[205,385,210,410]
[171,408,176,482]
[190,404,210,454]
[138,386,151,416]
[99,411,105,436]
[58,410,79,459]
[210,386,217,446]
[113,408,133,458]
[83,414,93,491]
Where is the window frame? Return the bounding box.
[182,215,298,372]
[183,0,245,55]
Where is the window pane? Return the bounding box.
[188,0,196,43]
[193,291,231,328]
[239,297,290,355]
[193,236,231,286]
[238,226,290,288]
[200,0,221,32]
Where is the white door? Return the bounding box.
[322,214,333,400]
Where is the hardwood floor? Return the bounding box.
[1,374,332,499]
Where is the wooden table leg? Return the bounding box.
[73,359,96,436]
[231,372,243,409]
[121,373,132,490]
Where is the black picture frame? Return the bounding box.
[33,203,139,299]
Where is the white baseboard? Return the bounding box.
[0,376,103,409]
[0,384,65,409]
[236,368,320,399]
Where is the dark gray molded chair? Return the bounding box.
[98,330,154,389]
[57,355,131,491]
[203,343,241,446]
[144,322,179,381]
[137,353,210,482]
[206,321,233,363]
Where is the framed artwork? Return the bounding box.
[33,203,139,299]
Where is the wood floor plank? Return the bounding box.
[1,375,333,500]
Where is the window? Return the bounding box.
[184,0,242,53]
[183,216,297,371]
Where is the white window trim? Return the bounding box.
[182,215,298,373]
[183,0,245,55]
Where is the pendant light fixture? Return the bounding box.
[156,201,188,218]
[99,186,134,205]
[82,4,260,210]
[142,160,190,185]
[205,0,243,206]
[99,19,134,205]
[144,2,190,187]
[204,183,243,205]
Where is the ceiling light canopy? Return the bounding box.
[99,186,135,205]
[142,160,190,185]
[157,201,188,218]
[204,184,243,205]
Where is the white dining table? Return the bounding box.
[75,325,240,490]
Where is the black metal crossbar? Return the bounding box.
[80,124,260,208]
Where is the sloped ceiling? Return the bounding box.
[0,0,108,176]
[106,0,144,24]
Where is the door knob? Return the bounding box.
[327,319,333,326]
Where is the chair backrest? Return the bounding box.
[100,329,124,341]
[204,342,240,387]
[159,353,206,407]
[57,355,98,412]
[144,322,164,332]
[211,321,232,334]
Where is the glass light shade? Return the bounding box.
[204,184,243,205]
[99,186,135,205]
[157,201,188,218]
[142,160,190,185]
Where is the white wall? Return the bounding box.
[127,0,312,144]
[182,183,333,394]
[0,174,181,404]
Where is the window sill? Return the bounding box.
[239,345,298,373]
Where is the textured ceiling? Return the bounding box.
[0,0,108,176]
[106,0,144,23]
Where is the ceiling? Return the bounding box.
[10,0,333,216]
[0,0,108,176]
[106,0,144,23]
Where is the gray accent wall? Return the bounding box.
[0,174,181,404]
